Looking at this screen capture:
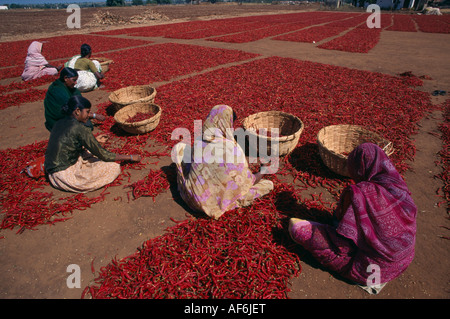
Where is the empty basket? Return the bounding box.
[242,111,304,157]
[114,103,162,134]
[109,85,156,111]
[317,124,394,177]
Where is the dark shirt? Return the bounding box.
[45,117,116,174]
[44,79,81,132]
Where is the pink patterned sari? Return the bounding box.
[290,143,417,288]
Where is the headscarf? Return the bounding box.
[202,104,235,142]
[337,143,417,283]
[24,41,49,67]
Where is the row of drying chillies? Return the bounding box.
[205,12,366,44]
[413,14,450,33]
[0,34,151,69]
[314,13,394,54]
[1,11,449,75]
[0,88,47,111]
[149,55,433,171]
[0,75,56,110]
[0,141,106,233]
[273,25,349,44]
[387,14,417,32]
[95,11,354,38]
[100,43,259,91]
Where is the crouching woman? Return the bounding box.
[45,95,141,193]
[288,143,417,294]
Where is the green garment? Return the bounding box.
[74,57,98,73]
[45,116,116,174]
[44,79,81,131]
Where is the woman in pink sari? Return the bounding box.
[289,143,417,293]
[21,41,61,81]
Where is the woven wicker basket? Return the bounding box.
[242,111,304,157]
[114,103,162,134]
[109,85,156,111]
[95,57,113,73]
[317,124,394,177]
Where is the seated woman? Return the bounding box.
[173,104,274,219]
[44,67,104,132]
[289,143,417,294]
[45,95,141,193]
[65,43,103,92]
[21,41,61,81]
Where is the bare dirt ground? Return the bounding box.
[0,3,449,301]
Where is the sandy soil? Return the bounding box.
[0,4,449,301]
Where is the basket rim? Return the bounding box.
[316,124,394,159]
[242,110,304,141]
[114,103,162,128]
[108,85,156,105]
[95,57,113,63]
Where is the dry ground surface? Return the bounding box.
[0,3,449,302]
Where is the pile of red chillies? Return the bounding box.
[129,168,173,201]
[125,111,156,123]
[0,75,55,110]
[82,178,303,299]
[0,141,105,233]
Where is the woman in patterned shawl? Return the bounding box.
[173,104,274,219]
[289,143,417,293]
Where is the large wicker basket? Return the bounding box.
[114,103,162,134]
[95,57,113,73]
[242,111,304,157]
[317,124,394,177]
[109,85,156,111]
